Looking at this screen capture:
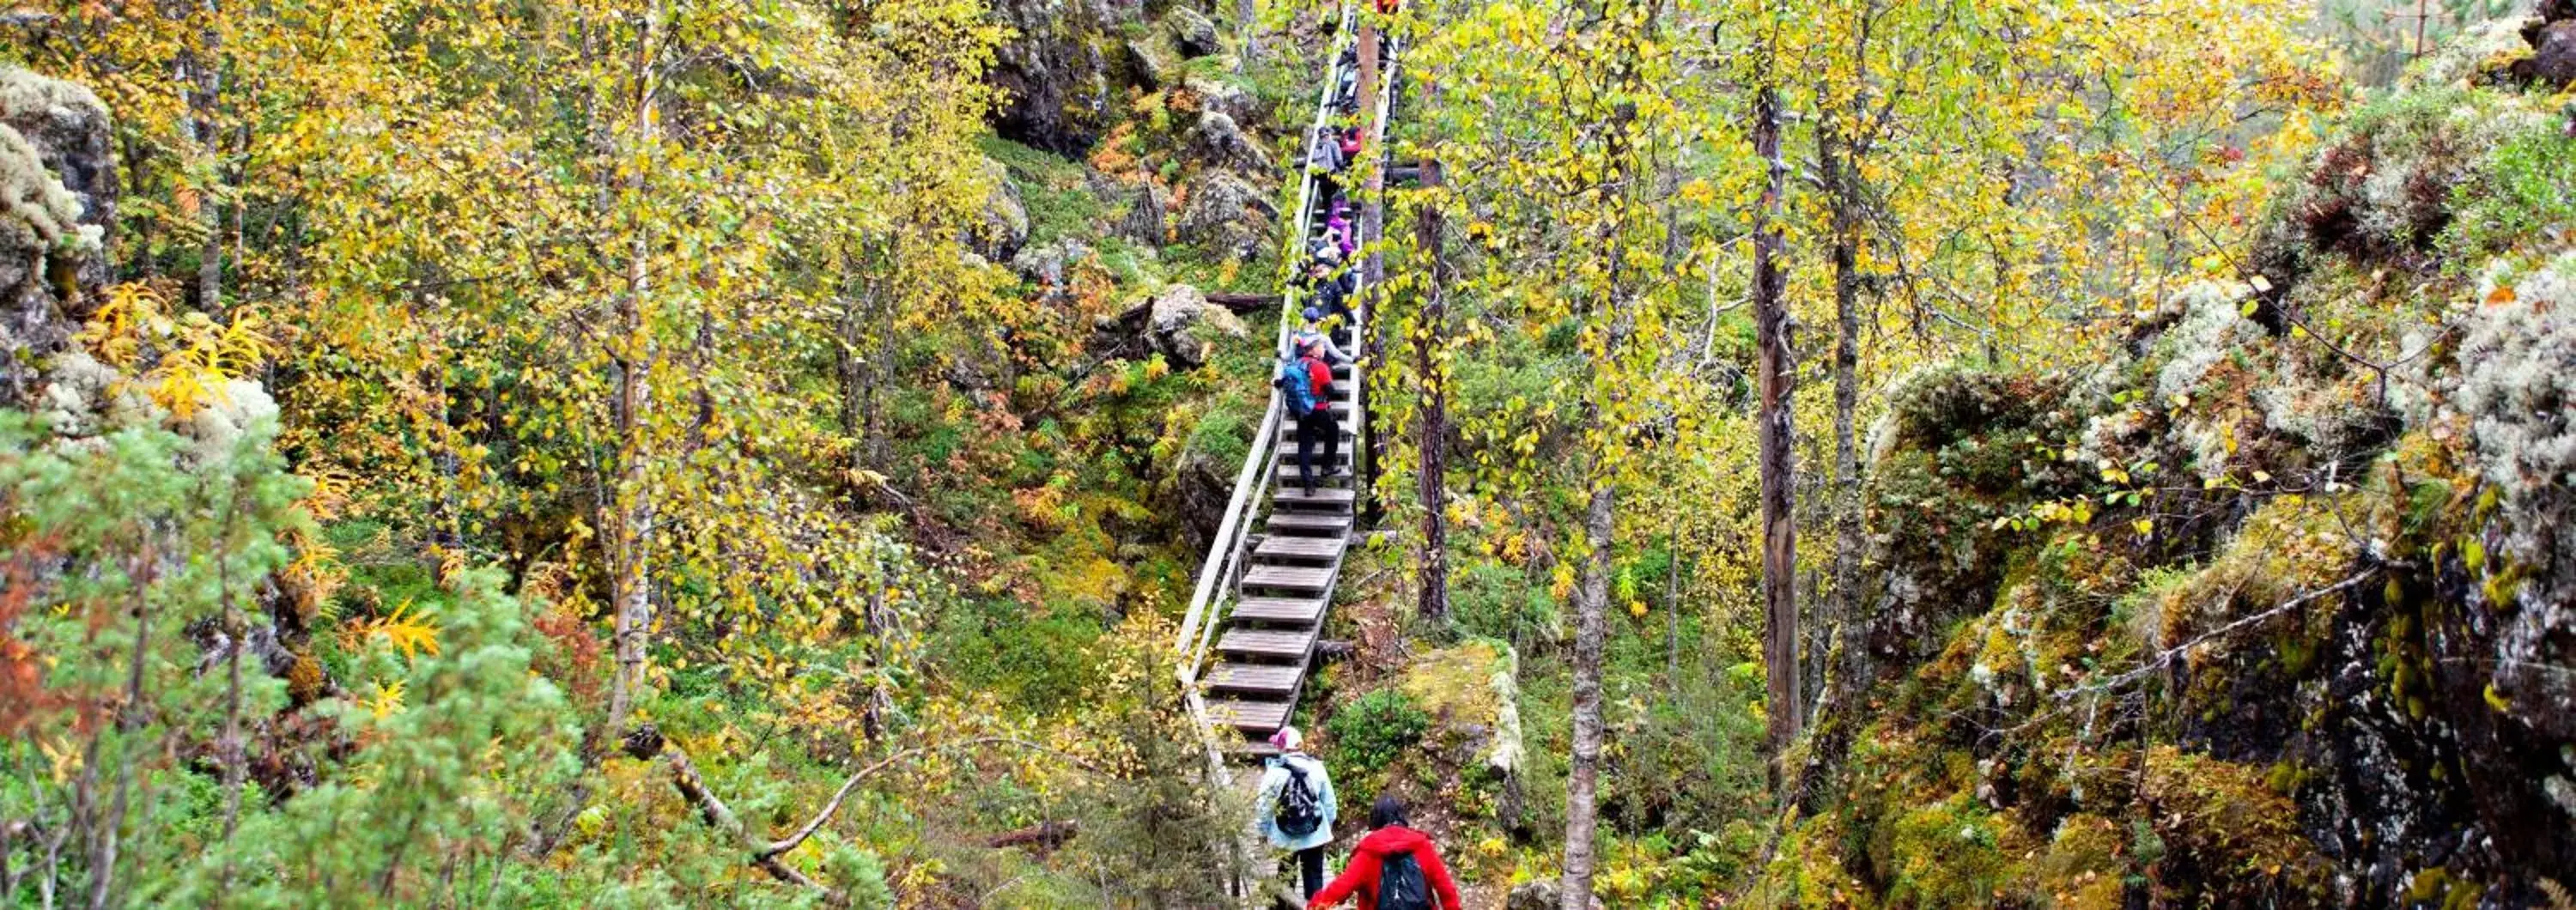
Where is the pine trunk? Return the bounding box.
[1753,77,1801,785]
[1358,23,1387,509]
[1413,158,1449,622]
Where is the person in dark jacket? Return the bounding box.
[1304,249,1352,322]
[1306,796,1464,910]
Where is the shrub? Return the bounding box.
[1325,689,1431,777]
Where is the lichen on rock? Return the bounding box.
[0,67,113,410]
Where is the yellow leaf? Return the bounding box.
[365,679,406,719]
[374,600,441,659]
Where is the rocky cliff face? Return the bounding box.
[1769,10,2576,908]
[987,0,1125,154]
[0,68,113,410]
[985,0,1249,156]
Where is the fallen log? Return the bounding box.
[1206,292,1284,312]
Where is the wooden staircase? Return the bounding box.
[1204,347,1360,742]
[1171,7,1400,780]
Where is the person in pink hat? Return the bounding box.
[1255,725,1339,899]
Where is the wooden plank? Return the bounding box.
[1255,536,1347,561]
[1271,486,1357,509]
[1206,697,1294,732]
[1231,596,1327,624]
[1275,448,1352,464]
[1218,627,1317,659]
[1206,660,1305,695]
[1272,467,1354,489]
[1276,423,1358,442]
[1242,564,1336,592]
[1266,512,1352,535]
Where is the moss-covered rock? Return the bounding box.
[1771,26,2576,904]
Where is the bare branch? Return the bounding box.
[2056,567,2379,701]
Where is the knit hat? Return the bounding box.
[1269,726,1303,751]
[1303,306,1324,323]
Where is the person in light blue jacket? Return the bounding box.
[1255,726,1339,899]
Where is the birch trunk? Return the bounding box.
[1559,481,1613,910]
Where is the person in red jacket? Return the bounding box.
[1307,795,1463,910]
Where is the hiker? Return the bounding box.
[1308,124,1346,173]
[1325,209,1357,258]
[1304,252,1351,322]
[1255,727,1339,899]
[1339,125,1364,164]
[1271,334,1340,494]
[1293,306,1352,367]
[1307,795,1463,910]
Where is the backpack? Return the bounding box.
[1376,849,1432,910]
[1303,355,1333,401]
[1275,761,1325,837]
[1279,359,1321,419]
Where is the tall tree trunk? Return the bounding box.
[602,0,665,749]
[835,274,866,438]
[1412,158,1449,622]
[1357,22,1387,511]
[1822,109,1868,695]
[178,2,223,313]
[1564,30,1645,908]
[1234,0,1258,75]
[1753,74,1801,786]
[1560,480,1613,910]
[1665,535,1681,690]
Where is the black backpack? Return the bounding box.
[1275,762,1325,837]
[1376,849,1432,910]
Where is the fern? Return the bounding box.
[2541,878,2574,910]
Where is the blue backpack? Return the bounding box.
[1279,357,1321,418]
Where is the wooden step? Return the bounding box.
[1230,596,1327,624]
[1277,421,1357,442]
[1273,465,1353,488]
[1206,697,1294,733]
[1241,563,1336,593]
[1255,535,1347,562]
[1218,626,1317,660]
[1206,659,1306,695]
[1265,512,1352,535]
[1275,449,1352,466]
[1271,486,1357,511]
